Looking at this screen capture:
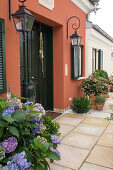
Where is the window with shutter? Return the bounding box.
[0,18,6,94]
[92,48,103,72]
[71,45,83,80]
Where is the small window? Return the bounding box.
[0,18,6,94]
[92,48,103,72]
[71,45,83,79]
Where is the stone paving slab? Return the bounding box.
[62,131,99,150]
[103,103,113,113]
[73,123,105,136]
[80,162,112,170]
[56,115,84,126]
[97,133,113,148]
[59,124,74,137]
[64,114,87,119]
[54,144,89,169]
[105,124,113,134]
[110,120,113,124]
[82,117,109,127]
[86,145,113,169]
[87,111,111,118]
[50,163,72,170]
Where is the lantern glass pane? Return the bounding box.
[71,38,77,46]
[78,37,82,46]
[25,15,34,32]
[14,15,24,31]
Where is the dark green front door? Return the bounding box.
[20,22,53,110]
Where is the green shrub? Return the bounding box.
[95,95,106,103]
[93,70,109,81]
[41,116,60,136]
[71,97,91,114]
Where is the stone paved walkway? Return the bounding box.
[50,94,113,170]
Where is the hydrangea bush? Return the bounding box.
[0,96,61,170]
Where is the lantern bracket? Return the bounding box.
[67,16,80,39]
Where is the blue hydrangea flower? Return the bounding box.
[25,101,33,105]
[25,110,29,115]
[51,149,61,158]
[10,98,22,110]
[50,135,61,144]
[3,151,31,170]
[31,121,46,135]
[1,136,18,153]
[34,103,45,115]
[32,127,40,135]
[2,106,15,116]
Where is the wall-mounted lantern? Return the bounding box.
[67,16,82,80]
[12,0,34,36]
[12,0,35,101]
[67,16,82,46]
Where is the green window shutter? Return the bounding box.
[71,45,79,79]
[98,49,103,70]
[0,18,6,94]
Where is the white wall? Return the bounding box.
[86,26,113,77]
[111,55,113,74]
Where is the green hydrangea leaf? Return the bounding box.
[12,111,26,122]
[0,128,4,138]
[9,126,19,138]
[3,114,14,123]
[47,150,60,161]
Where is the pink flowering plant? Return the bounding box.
[0,96,61,170]
[109,76,113,86]
[80,75,110,96]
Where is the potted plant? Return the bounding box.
[80,75,110,99]
[95,95,106,111]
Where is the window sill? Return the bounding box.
[77,77,86,80]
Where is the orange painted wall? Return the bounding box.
[0,0,87,109]
[0,0,21,98]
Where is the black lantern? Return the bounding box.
[12,0,35,101]
[70,30,82,46]
[12,0,34,33]
[67,16,82,46]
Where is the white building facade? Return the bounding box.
[85,21,113,77]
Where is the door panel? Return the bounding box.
[20,22,53,110]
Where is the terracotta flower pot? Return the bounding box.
[89,94,95,107]
[101,94,109,98]
[111,86,113,92]
[105,94,109,98]
[95,102,105,111]
[89,94,95,100]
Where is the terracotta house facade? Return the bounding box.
[0,0,95,112]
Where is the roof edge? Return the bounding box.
[92,24,113,43]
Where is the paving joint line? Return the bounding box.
[83,162,113,170]
[60,116,88,140]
